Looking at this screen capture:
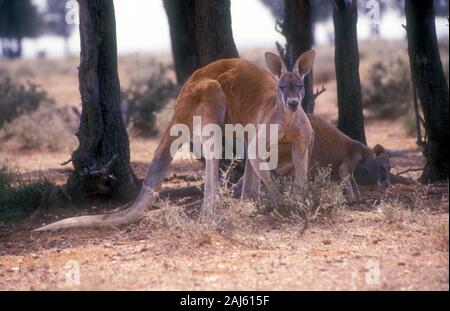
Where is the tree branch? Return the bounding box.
[312,85,327,101]
[396,168,424,176]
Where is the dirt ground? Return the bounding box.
[0,49,448,291]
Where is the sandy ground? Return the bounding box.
[0,51,448,291]
[1,116,448,291]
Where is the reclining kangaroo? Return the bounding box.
[35,51,316,231]
[275,114,391,203]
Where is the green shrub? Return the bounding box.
[123,64,178,137]
[363,55,413,118]
[0,161,55,223]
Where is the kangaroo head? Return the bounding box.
[358,144,392,186]
[265,50,316,112]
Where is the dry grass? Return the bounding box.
[431,221,449,252]
[128,162,258,248]
[129,166,346,251]
[0,57,78,81]
[0,103,76,152]
[380,199,428,227]
[258,168,345,230]
[379,186,431,228]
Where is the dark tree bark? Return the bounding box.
[194,0,239,66]
[280,0,316,114]
[333,0,367,145]
[405,0,449,183]
[163,0,197,84]
[67,0,139,202]
[164,0,238,84]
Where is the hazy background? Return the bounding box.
[25,0,450,58]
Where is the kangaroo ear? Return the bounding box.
[294,50,316,77]
[265,52,287,78]
[373,144,387,157]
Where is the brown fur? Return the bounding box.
[276,114,385,203]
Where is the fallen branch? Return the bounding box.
[158,185,203,200]
[60,159,73,166]
[396,168,423,176]
[390,174,416,185]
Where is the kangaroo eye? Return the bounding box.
[279,84,287,89]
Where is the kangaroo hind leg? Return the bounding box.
[338,153,362,204]
[190,80,226,223]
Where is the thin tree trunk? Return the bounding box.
[281,0,315,113]
[15,37,22,58]
[333,0,367,145]
[67,0,139,202]
[164,0,239,84]
[405,0,449,183]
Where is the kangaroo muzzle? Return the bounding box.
[287,98,300,111]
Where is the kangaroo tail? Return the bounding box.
[34,127,176,232]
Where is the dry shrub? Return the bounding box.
[0,103,75,152]
[140,202,215,247]
[0,78,49,127]
[363,55,412,119]
[258,168,345,231]
[379,195,429,227]
[136,161,257,246]
[128,167,345,248]
[0,77,75,151]
[123,64,178,137]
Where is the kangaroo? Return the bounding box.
[275,114,391,203]
[35,51,316,231]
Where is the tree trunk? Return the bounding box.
[67,0,139,203]
[163,0,198,84]
[164,0,239,84]
[15,37,22,58]
[281,0,315,114]
[333,0,367,145]
[405,0,449,183]
[194,0,239,66]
